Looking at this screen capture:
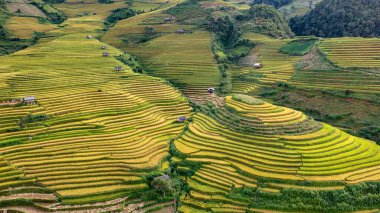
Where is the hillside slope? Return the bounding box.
[238,4,294,38]
[289,0,380,37]
[0,15,190,211]
[176,95,380,212]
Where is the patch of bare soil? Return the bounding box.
[299,46,336,70]
[188,93,225,107]
[6,0,46,17]
[1,206,47,213]
[141,201,175,213]
[0,193,57,201]
[239,52,258,66]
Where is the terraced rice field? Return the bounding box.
[0,27,191,205]
[112,31,220,99]
[231,33,301,93]
[289,69,380,94]
[56,0,127,18]
[2,0,380,211]
[102,0,219,99]
[102,0,186,47]
[5,16,56,39]
[319,37,380,68]
[174,96,380,211]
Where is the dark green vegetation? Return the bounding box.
[290,0,380,37]
[208,16,256,94]
[230,183,380,212]
[116,52,144,73]
[42,0,65,4]
[280,38,317,55]
[98,0,114,4]
[106,8,137,25]
[237,4,294,38]
[139,26,160,43]
[208,16,241,50]
[251,0,294,8]
[33,0,66,24]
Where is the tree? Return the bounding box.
[251,0,294,8]
[289,0,380,37]
[208,16,241,49]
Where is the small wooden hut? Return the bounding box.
[176,29,185,34]
[253,63,262,68]
[23,96,36,104]
[114,66,123,72]
[177,116,187,122]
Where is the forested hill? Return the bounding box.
[289,0,380,37]
[238,4,294,38]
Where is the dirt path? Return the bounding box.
[0,193,56,201]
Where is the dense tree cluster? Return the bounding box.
[251,0,294,8]
[289,0,380,37]
[106,8,137,24]
[208,16,241,49]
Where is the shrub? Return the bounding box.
[106,8,137,25]
[280,38,317,56]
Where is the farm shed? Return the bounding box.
[254,63,262,68]
[176,29,185,34]
[101,45,107,49]
[23,96,36,104]
[103,52,110,57]
[177,116,187,122]
[87,35,93,39]
[114,66,123,71]
[208,87,215,94]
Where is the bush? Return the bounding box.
[98,0,113,3]
[280,38,317,56]
[33,0,66,24]
[250,0,294,8]
[106,8,137,25]
[358,126,380,145]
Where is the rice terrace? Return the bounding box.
[0,0,380,212]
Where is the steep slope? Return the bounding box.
[0,16,191,210]
[175,95,380,212]
[289,0,380,37]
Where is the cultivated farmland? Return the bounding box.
[122,31,220,99]
[1,0,380,212]
[0,20,191,210]
[174,96,380,212]
[231,33,301,93]
[319,37,380,68]
[5,16,56,39]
